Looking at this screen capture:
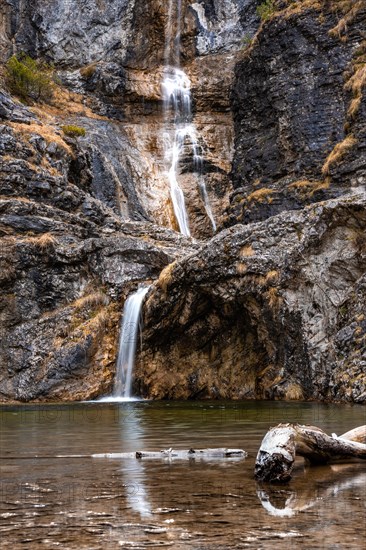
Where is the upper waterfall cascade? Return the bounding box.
[162,0,216,236]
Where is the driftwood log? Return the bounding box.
[93,448,247,460]
[255,423,366,483]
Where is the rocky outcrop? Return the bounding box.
[136,193,366,403]
[228,1,366,225]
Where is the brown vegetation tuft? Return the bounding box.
[236,262,247,275]
[73,292,110,311]
[22,232,57,250]
[345,64,366,118]
[322,135,357,175]
[10,122,73,155]
[265,286,282,308]
[329,0,364,40]
[266,270,279,284]
[158,262,177,293]
[246,188,274,203]
[80,63,97,79]
[289,179,330,196]
[240,245,255,258]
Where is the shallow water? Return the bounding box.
[0,400,365,549]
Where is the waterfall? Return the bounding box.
[162,0,216,236]
[113,286,150,400]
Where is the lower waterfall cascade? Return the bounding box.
[110,286,150,401]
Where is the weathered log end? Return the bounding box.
[255,423,366,483]
[254,424,297,483]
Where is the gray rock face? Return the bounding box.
[2,0,136,66]
[228,3,366,225]
[136,193,366,403]
[0,91,38,123]
[190,0,260,55]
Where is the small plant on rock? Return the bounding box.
[241,33,253,50]
[257,0,276,22]
[61,125,86,138]
[5,53,55,103]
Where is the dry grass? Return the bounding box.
[83,308,109,335]
[345,64,366,118]
[322,135,357,175]
[10,121,73,155]
[80,63,97,79]
[265,286,282,308]
[274,0,363,38]
[265,270,279,284]
[58,299,112,342]
[158,261,177,293]
[282,0,322,16]
[240,245,255,257]
[289,178,330,195]
[21,232,57,250]
[31,84,103,121]
[0,195,32,203]
[73,292,109,311]
[329,0,364,39]
[236,262,247,275]
[246,188,274,203]
[0,154,14,163]
[289,179,315,189]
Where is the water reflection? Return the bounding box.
[1,400,365,549]
[117,404,152,518]
[257,463,366,517]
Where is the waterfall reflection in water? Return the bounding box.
[0,400,365,549]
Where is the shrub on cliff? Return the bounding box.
[61,125,86,138]
[5,53,55,103]
[257,0,276,21]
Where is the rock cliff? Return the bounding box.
[0,0,365,402]
[228,0,366,224]
[137,194,366,402]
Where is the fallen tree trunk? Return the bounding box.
[93,448,247,460]
[254,424,366,483]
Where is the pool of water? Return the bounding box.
[0,400,365,549]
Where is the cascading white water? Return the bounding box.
[113,286,150,399]
[162,0,216,236]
